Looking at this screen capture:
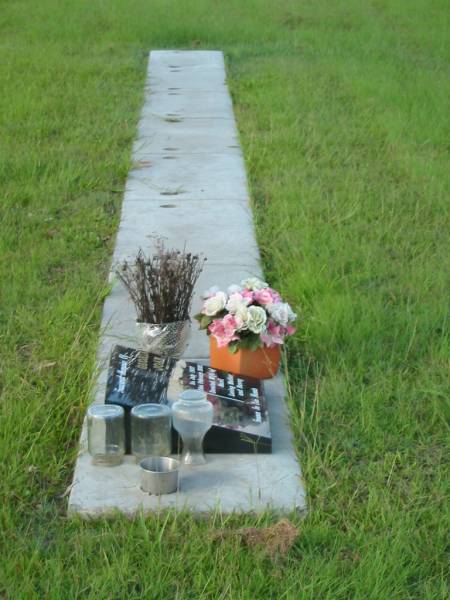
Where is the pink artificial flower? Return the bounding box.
[268,288,282,303]
[208,314,240,348]
[260,320,285,348]
[259,320,295,347]
[254,287,282,306]
[241,289,255,303]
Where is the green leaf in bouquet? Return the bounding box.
[202,315,214,328]
[195,314,214,329]
[227,341,239,354]
[238,333,262,351]
[249,335,263,351]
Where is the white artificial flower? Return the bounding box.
[234,304,250,330]
[240,277,268,291]
[202,285,220,299]
[203,291,227,316]
[269,302,297,326]
[246,305,267,334]
[226,292,250,314]
[227,284,242,295]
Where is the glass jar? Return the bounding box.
[87,404,125,466]
[171,390,213,465]
[131,403,172,461]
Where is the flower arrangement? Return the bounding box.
[195,277,297,353]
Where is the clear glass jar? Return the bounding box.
[87,404,125,466]
[172,390,213,466]
[131,403,172,461]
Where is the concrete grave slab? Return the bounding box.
[149,50,225,69]
[112,199,260,266]
[68,365,306,516]
[148,66,227,91]
[133,117,240,157]
[142,91,234,120]
[68,50,306,517]
[125,152,248,201]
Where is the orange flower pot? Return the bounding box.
[209,336,281,379]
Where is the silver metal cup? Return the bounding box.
[139,456,179,495]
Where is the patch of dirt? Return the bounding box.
[211,519,299,561]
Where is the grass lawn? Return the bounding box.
[1,0,448,597]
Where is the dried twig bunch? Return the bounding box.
[116,240,205,324]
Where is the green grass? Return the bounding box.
[1,0,449,597]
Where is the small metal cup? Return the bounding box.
[139,456,179,495]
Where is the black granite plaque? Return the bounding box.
[105,345,176,452]
[177,362,272,453]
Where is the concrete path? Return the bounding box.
[68,51,306,516]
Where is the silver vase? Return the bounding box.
[136,320,191,358]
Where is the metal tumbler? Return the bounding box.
[139,456,179,495]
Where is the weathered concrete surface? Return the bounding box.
[68,50,307,516]
[142,90,233,120]
[132,121,240,158]
[112,200,260,265]
[126,152,248,201]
